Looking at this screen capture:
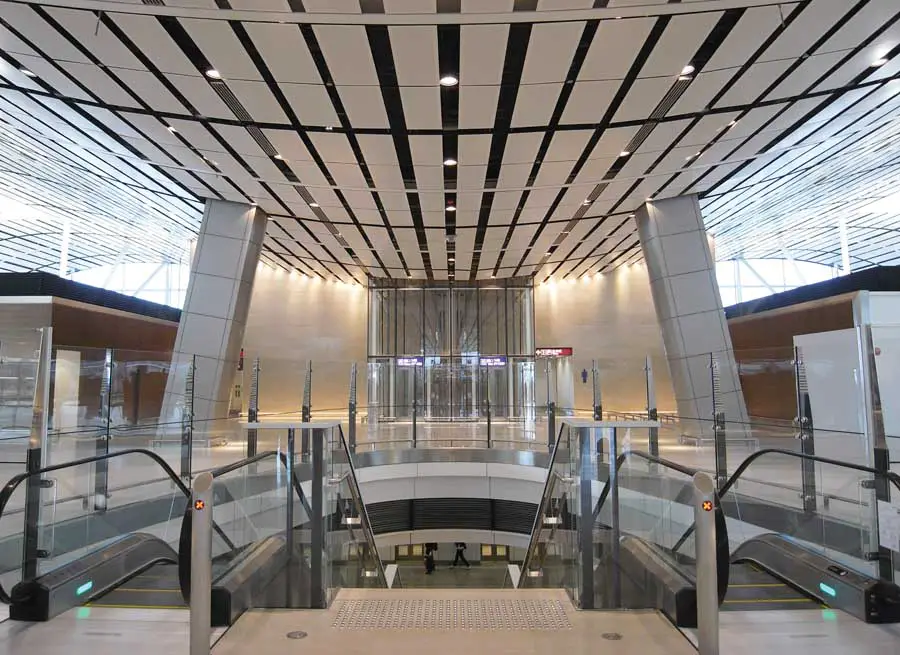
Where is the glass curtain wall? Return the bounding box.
[368,279,535,423]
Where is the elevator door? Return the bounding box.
[426,359,477,420]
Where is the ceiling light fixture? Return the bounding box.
[872,57,889,67]
[274,154,284,160]
[680,64,695,76]
[325,125,334,131]
[446,204,456,212]
[167,126,177,133]
[582,199,591,206]
[619,150,631,157]
[205,68,221,79]
[439,74,459,87]
[20,68,36,78]
[443,158,458,166]
[309,202,319,208]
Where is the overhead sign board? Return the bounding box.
[480,356,507,367]
[535,347,573,358]
[397,357,424,367]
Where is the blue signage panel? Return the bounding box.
[480,356,507,367]
[397,357,424,367]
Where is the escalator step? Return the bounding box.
[723,563,824,611]
[88,563,186,610]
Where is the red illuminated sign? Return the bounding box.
[535,347,574,358]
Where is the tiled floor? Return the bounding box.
[212,588,695,655]
[682,609,900,654]
[0,607,225,655]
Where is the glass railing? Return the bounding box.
[0,448,207,604]
[518,419,729,612]
[326,425,395,590]
[672,449,900,579]
[176,422,393,611]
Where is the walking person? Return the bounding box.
[452,542,470,568]
[424,543,436,574]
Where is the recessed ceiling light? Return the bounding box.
[325,125,334,131]
[274,154,284,160]
[728,119,738,127]
[310,202,319,208]
[491,273,496,278]
[582,199,591,206]
[681,64,695,76]
[205,68,221,79]
[20,68,36,78]
[448,257,455,262]
[619,150,631,157]
[872,57,889,67]
[439,74,459,87]
[167,126,177,133]
[446,204,456,212]
[443,158,457,166]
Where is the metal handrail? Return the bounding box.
[519,422,568,576]
[592,450,700,522]
[176,448,312,601]
[0,448,235,605]
[335,425,392,588]
[671,448,900,554]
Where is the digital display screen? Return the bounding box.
[397,357,424,367]
[480,356,507,367]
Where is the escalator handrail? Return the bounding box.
[520,422,569,576]
[176,448,312,601]
[0,447,232,605]
[672,447,900,554]
[335,425,391,587]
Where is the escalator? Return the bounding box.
[517,423,900,627]
[0,423,394,623]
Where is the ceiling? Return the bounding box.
[0,0,898,283]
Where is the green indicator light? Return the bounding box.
[76,580,93,597]
[819,582,837,598]
[76,607,91,619]
[822,610,837,622]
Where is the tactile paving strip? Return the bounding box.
[331,598,572,631]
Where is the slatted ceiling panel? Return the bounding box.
[305,0,360,12]
[522,21,584,84]
[510,84,562,128]
[560,80,617,124]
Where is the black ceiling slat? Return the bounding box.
[550,7,746,278]
[493,19,599,278]
[684,0,887,198]
[297,22,402,279]
[0,12,214,214]
[511,7,679,278]
[438,23,460,279]
[366,23,433,279]
[467,21,532,279]
[204,3,381,279]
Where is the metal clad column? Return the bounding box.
[635,195,749,442]
[310,426,325,608]
[190,472,214,655]
[578,426,595,609]
[693,472,719,655]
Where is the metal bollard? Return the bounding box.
[693,472,719,655]
[190,472,214,655]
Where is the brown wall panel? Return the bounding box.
[726,296,855,419]
[50,301,178,425]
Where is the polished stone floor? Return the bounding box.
[213,588,696,655]
[0,606,225,655]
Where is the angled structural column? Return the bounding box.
[164,200,267,432]
[635,195,748,441]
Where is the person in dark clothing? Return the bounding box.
[452,542,470,568]
[424,543,436,574]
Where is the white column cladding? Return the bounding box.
[165,200,268,430]
[635,195,749,440]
